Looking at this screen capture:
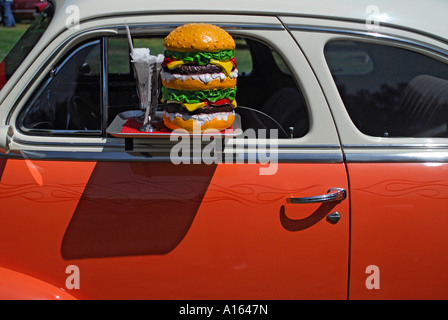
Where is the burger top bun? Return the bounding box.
[164,23,236,52]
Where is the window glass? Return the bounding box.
[325,41,373,75]
[235,38,308,138]
[20,40,102,133]
[106,34,309,138]
[107,36,166,123]
[108,36,137,122]
[325,40,448,137]
[272,51,290,75]
[108,37,130,74]
[234,38,253,75]
[133,38,165,56]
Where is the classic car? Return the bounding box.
[11,0,47,21]
[0,0,447,300]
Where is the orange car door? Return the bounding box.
[0,157,349,299]
[0,18,350,299]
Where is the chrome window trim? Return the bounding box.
[101,37,109,138]
[6,19,283,125]
[16,40,104,137]
[116,23,285,32]
[15,130,102,137]
[1,149,344,163]
[344,144,448,149]
[10,135,341,150]
[286,24,448,58]
[8,23,286,134]
[7,20,347,162]
[288,23,448,160]
[6,29,119,125]
[344,151,448,163]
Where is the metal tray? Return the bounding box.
[106,110,242,138]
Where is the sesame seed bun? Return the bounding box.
[163,112,235,133]
[164,23,236,53]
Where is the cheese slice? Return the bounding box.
[165,101,207,112]
[166,60,186,69]
[210,59,233,77]
[182,101,208,112]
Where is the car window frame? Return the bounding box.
[105,31,309,139]
[338,35,448,148]
[323,38,448,139]
[283,18,448,165]
[17,38,106,137]
[5,15,344,163]
[285,21,448,144]
[15,30,307,140]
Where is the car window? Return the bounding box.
[107,34,309,139]
[325,40,448,138]
[234,38,253,75]
[108,37,131,74]
[107,36,144,122]
[107,36,167,124]
[272,51,290,75]
[19,40,102,134]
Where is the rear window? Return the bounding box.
[325,40,448,138]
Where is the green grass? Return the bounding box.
[109,36,253,75]
[1,27,254,75]
[0,24,29,61]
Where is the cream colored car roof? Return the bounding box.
[51,0,447,40]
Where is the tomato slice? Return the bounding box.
[209,98,232,106]
[162,57,175,67]
[230,57,237,68]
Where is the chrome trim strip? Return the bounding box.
[344,144,448,149]
[16,130,102,137]
[116,23,285,31]
[284,16,448,47]
[7,147,448,163]
[287,25,448,57]
[277,144,340,149]
[345,152,448,163]
[1,149,343,163]
[101,37,109,138]
[11,135,341,149]
[237,152,343,163]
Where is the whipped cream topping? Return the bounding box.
[165,111,235,126]
[161,69,238,84]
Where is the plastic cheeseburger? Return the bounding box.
[161,23,238,133]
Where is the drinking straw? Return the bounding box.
[126,25,134,51]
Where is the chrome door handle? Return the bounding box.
[286,188,347,204]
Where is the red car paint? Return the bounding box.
[11,0,47,21]
[0,61,6,91]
